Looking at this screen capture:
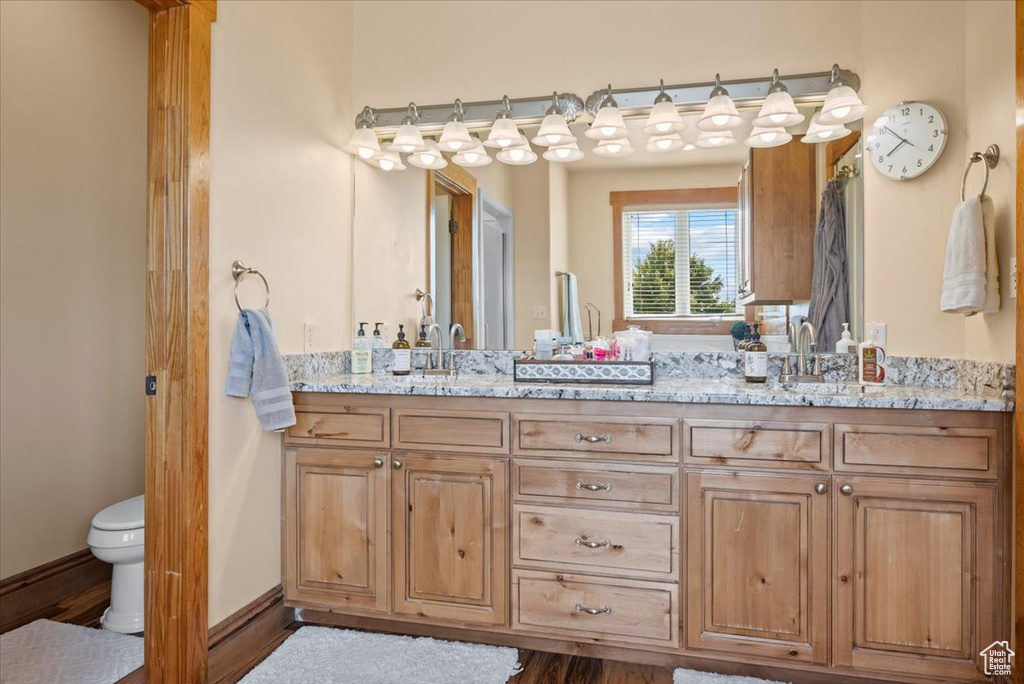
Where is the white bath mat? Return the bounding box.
[674,669,791,684]
[239,626,521,684]
[0,619,143,684]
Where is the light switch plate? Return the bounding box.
[532,305,547,320]
[304,323,319,352]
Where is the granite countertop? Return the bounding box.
[292,373,1013,412]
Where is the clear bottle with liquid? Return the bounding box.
[352,322,373,374]
[743,324,768,383]
[371,322,388,350]
[415,324,432,348]
[392,324,411,376]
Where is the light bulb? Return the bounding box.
[654,122,672,133]
[712,114,730,127]
[656,138,673,150]
[463,151,480,163]
[509,148,525,162]
[682,143,696,151]
[606,142,622,154]
[545,134,560,144]
[709,135,724,146]
[496,138,513,147]
[819,130,834,139]
[831,105,851,119]
[447,140,464,151]
[600,126,616,137]
[555,147,571,159]
[378,158,395,171]
[422,153,437,164]
[769,113,788,124]
[761,131,778,143]
[397,143,415,153]
[358,147,375,160]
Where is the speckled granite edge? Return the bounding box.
[283,350,1014,405]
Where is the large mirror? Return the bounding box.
[352,104,863,353]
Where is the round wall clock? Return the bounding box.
[868,101,947,181]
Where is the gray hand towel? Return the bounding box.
[226,309,296,431]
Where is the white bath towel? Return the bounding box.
[941,195,998,315]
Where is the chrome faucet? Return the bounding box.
[583,303,601,341]
[781,320,823,382]
[448,323,466,372]
[424,323,444,373]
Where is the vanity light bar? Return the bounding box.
[360,67,860,135]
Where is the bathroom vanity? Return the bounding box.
[280,375,1012,684]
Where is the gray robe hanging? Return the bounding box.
[808,183,849,352]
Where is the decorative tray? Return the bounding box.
[513,359,654,385]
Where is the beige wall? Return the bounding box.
[549,162,570,327]
[350,0,1016,360]
[508,163,553,349]
[567,164,742,331]
[207,0,354,625]
[0,0,148,579]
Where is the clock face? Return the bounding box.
[869,102,947,180]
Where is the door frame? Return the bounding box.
[426,167,478,347]
[1016,2,1023,681]
[134,1,215,682]
[475,190,515,349]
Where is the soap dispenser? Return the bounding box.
[415,324,432,348]
[392,324,411,376]
[743,323,768,383]
[352,322,373,374]
[836,323,856,354]
[858,329,887,386]
[371,322,388,350]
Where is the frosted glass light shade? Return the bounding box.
[696,129,737,148]
[496,138,537,165]
[801,114,851,143]
[745,126,792,148]
[368,149,406,171]
[344,128,382,160]
[817,85,866,125]
[406,140,448,169]
[452,139,492,167]
[532,113,576,147]
[388,123,425,154]
[437,120,473,152]
[646,133,685,152]
[752,90,805,128]
[592,138,635,157]
[543,141,584,162]
[585,106,628,141]
[643,101,685,135]
[485,117,522,148]
[697,94,743,131]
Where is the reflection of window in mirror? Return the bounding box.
[612,187,744,335]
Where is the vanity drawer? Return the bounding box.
[287,407,390,447]
[514,414,677,463]
[513,570,678,647]
[513,460,678,512]
[683,418,828,470]
[834,423,997,479]
[514,505,677,579]
[392,408,510,454]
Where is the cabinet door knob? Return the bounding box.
[373,458,384,469]
[574,603,612,616]
[392,460,403,470]
[840,483,854,496]
[814,483,828,495]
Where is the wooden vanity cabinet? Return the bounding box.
[736,136,817,305]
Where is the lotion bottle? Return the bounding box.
[391,324,411,376]
[858,330,887,385]
[352,322,373,375]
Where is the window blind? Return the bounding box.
[622,204,739,318]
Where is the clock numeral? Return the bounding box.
[917,159,923,167]
[919,108,924,116]
[878,156,884,164]
[888,165,893,173]
[900,107,910,116]
[928,144,934,152]
[933,129,940,137]
[928,115,935,123]
[902,166,908,174]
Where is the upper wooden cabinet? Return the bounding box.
[392,453,509,626]
[833,476,996,681]
[737,136,817,305]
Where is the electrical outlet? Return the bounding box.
[304,323,319,352]
[1011,257,1018,299]
[532,305,547,320]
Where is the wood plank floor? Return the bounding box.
[16,578,676,683]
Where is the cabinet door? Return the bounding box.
[283,449,389,613]
[392,453,509,625]
[834,477,995,681]
[686,471,829,664]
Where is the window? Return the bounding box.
[612,188,740,334]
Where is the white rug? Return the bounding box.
[0,619,143,684]
[240,626,521,684]
[674,669,791,684]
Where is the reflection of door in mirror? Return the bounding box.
[427,167,477,348]
[478,191,514,349]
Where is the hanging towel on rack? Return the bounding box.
[941,195,998,315]
[808,183,849,352]
[226,308,296,431]
[560,272,585,344]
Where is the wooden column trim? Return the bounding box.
[1015,2,1023,681]
[137,0,214,682]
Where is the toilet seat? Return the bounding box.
[91,494,144,531]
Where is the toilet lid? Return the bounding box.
[92,495,145,531]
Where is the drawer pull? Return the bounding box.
[575,537,611,549]
[575,481,613,492]
[574,603,612,616]
[575,433,612,444]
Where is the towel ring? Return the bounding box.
[960,144,999,202]
[231,260,270,312]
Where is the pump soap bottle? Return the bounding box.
[392,324,411,376]
[352,322,373,374]
[415,324,432,348]
[743,323,768,383]
[858,330,887,385]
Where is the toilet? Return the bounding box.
[88,494,145,634]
